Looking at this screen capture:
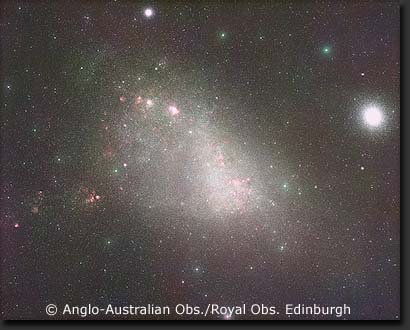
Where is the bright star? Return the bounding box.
[144,7,154,18]
[363,105,383,128]
[168,105,180,116]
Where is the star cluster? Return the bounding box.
[1,1,400,320]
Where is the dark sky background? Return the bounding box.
[1,0,400,320]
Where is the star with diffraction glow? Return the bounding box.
[322,45,332,56]
[363,105,384,128]
[143,7,154,18]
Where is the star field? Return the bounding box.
[1,0,400,320]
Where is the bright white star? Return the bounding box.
[363,105,383,128]
[144,7,154,18]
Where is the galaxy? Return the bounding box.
[1,0,400,320]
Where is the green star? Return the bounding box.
[322,45,332,55]
[219,31,227,39]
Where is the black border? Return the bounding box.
[0,0,407,327]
